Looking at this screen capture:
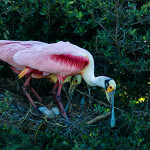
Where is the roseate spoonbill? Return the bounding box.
[0,40,82,113]
[48,74,82,111]
[14,41,116,127]
[48,74,82,97]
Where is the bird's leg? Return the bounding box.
[52,78,68,120]
[65,94,72,112]
[87,84,92,109]
[28,85,42,102]
[65,83,75,112]
[52,80,59,96]
[56,81,68,120]
[22,75,37,108]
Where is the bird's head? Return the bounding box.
[104,78,116,128]
[104,79,116,103]
[69,75,82,96]
[71,75,82,85]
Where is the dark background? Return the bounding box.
[0,0,150,149]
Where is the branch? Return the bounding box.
[86,112,111,125]
[91,11,123,53]
[91,13,115,39]
[131,17,150,26]
[76,90,110,107]
[76,90,127,114]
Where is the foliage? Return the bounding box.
[0,91,150,149]
[0,0,150,149]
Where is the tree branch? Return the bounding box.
[86,112,111,125]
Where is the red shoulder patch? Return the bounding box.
[50,54,89,70]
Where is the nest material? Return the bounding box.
[0,77,112,135]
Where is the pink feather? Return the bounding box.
[0,40,47,71]
[13,41,90,76]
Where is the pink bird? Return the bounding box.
[13,41,116,127]
[0,40,81,114]
[0,40,48,107]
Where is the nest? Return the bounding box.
[0,77,112,135]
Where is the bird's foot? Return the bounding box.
[56,95,62,102]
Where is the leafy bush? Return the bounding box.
[0,0,150,149]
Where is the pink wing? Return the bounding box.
[14,41,90,76]
[0,40,47,70]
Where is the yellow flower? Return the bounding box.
[138,97,145,102]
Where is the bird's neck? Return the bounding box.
[94,76,111,88]
[82,55,95,86]
[82,57,110,88]
[83,75,109,88]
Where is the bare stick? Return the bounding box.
[76,90,110,107]
[86,112,111,125]
[76,89,126,114]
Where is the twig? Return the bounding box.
[34,123,43,143]
[43,117,67,127]
[91,13,115,39]
[115,0,121,53]
[124,46,146,55]
[131,17,150,26]
[76,90,126,114]
[86,112,111,125]
[19,107,31,124]
[76,90,110,107]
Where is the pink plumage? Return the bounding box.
[13,41,91,119]
[0,40,116,125]
[0,40,48,109]
[14,41,90,76]
[0,40,90,119]
[0,41,116,126]
[0,40,47,71]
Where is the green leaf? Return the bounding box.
[139,138,144,143]
[6,30,10,35]
[3,32,8,39]
[79,11,83,18]
[132,29,136,34]
[39,12,45,15]
[5,0,10,5]
[147,59,150,62]
[69,1,74,4]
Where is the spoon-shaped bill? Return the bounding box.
[110,90,115,127]
[106,90,116,128]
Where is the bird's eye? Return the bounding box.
[109,86,112,89]
[74,80,78,83]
